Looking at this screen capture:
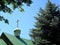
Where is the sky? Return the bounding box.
[0,0,60,39]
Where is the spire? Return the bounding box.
[14,19,21,39]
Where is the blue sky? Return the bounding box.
[0,0,60,39]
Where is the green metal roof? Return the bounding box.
[4,33,33,45]
[22,38,33,45]
[4,33,25,45]
[0,39,7,45]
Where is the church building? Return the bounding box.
[0,20,33,45]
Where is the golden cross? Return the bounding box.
[16,20,19,28]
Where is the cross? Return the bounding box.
[16,20,19,28]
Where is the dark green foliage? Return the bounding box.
[0,0,32,24]
[0,16,9,24]
[0,0,32,13]
[4,19,9,24]
[30,0,60,45]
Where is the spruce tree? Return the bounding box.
[30,0,60,45]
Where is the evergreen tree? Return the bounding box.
[30,0,60,45]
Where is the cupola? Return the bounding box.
[14,20,21,39]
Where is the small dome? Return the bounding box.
[14,20,21,38]
[14,28,21,36]
[14,28,21,33]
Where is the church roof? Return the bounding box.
[22,38,33,45]
[0,39,7,45]
[2,33,33,45]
